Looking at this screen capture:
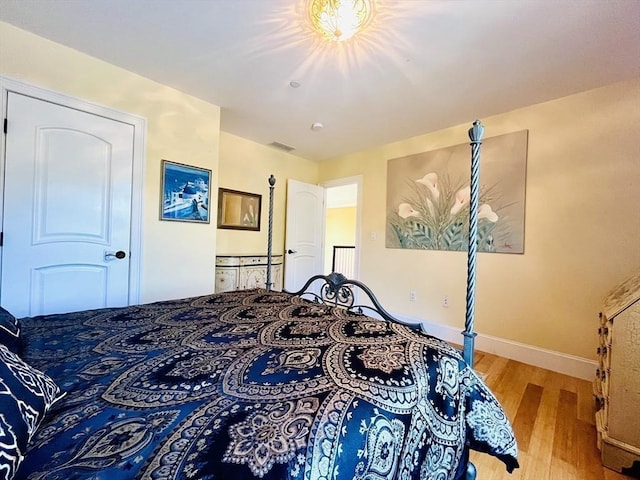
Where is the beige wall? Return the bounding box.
[324,207,357,273]
[217,131,318,256]
[0,22,221,303]
[318,78,640,360]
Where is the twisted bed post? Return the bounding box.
[266,175,276,291]
[463,120,484,367]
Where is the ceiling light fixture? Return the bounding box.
[308,0,374,42]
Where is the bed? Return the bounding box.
[1,274,517,480]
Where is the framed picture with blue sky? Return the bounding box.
[160,160,211,223]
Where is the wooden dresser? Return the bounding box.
[215,254,283,293]
[595,270,640,475]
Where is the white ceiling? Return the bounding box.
[1,0,639,162]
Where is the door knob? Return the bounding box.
[105,250,127,261]
[287,249,297,254]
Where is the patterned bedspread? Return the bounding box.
[17,289,518,479]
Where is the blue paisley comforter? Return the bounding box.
[18,289,518,479]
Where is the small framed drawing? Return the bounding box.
[160,160,212,223]
[217,188,262,231]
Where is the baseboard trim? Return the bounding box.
[393,312,597,381]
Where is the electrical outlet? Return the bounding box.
[409,290,416,302]
[442,296,450,308]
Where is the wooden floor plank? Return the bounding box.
[521,386,558,480]
[511,383,543,453]
[578,378,597,425]
[550,389,578,478]
[554,389,578,464]
[493,361,533,419]
[577,418,606,480]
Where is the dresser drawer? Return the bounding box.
[239,256,268,266]
[597,344,610,370]
[216,256,240,267]
[215,267,238,293]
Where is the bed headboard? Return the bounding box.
[286,272,426,332]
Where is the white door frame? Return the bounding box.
[321,175,363,280]
[0,76,146,305]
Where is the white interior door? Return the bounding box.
[1,92,134,317]
[283,179,325,292]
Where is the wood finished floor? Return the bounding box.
[468,351,633,480]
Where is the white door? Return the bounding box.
[1,92,134,317]
[283,179,325,292]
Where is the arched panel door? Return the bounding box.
[1,92,134,317]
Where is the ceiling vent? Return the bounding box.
[268,141,296,152]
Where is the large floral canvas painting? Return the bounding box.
[386,130,528,253]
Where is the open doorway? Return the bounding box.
[322,176,361,280]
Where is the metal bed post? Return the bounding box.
[463,120,484,367]
[266,174,276,291]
